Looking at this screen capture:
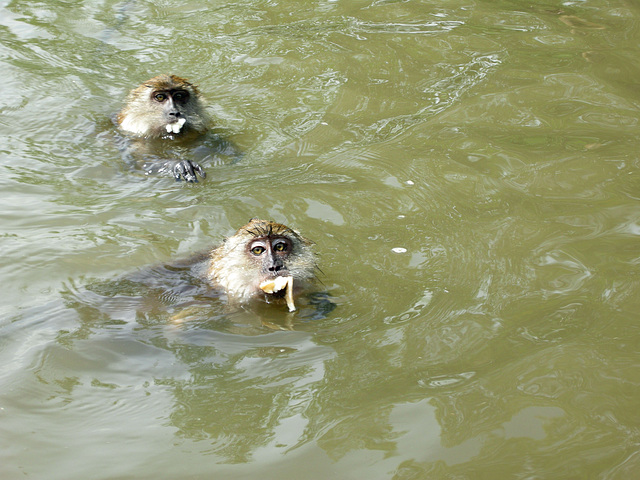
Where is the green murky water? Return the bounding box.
[1,0,639,478]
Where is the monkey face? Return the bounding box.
[246,236,294,279]
[117,74,209,139]
[207,219,317,304]
[149,88,191,133]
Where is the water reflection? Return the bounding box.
[50,273,337,464]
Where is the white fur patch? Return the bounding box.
[119,116,149,135]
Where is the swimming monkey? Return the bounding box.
[117,74,211,182]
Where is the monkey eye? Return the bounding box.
[273,242,288,252]
[173,91,189,102]
[154,93,167,102]
[251,246,266,256]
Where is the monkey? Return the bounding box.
[116,74,236,182]
[64,218,331,331]
[206,218,317,311]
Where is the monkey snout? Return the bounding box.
[266,258,288,275]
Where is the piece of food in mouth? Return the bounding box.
[166,117,186,133]
[259,276,296,312]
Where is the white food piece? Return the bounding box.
[283,277,295,312]
[166,117,187,134]
[260,276,296,312]
[260,275,289,294]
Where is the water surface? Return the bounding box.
[1,0,639,478]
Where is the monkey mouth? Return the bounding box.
[259,276,296,312]
[166,117,186,134]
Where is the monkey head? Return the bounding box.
[207,219,317,308]
[117,74,209,139]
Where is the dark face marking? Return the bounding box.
[151,89,191,122]
[247,236,293,275]
[152,89,190,105]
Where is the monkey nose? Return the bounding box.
[268,264,284,273]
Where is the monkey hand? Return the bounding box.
[144,159,206,183]
[171,159,206,183]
